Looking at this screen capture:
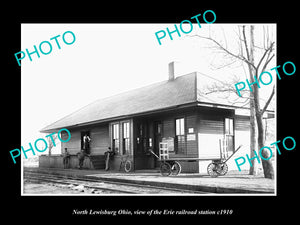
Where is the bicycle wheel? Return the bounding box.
[207,163,219,178]
[124,160,132,173]
[171,161,181,176]
[160,162,172,176]
[216,162,228,176]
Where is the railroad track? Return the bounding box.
[24,171,207,194]
[24,171,135,194]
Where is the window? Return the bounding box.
[111,121,131,155]
[176,118,185,135]
[157,123,162,135]
[112,123,119,154]
[224,118,234,155]
[149,138,152,147]
[175,118,186,154]
[122,122,130,155]
[225,118,234,135]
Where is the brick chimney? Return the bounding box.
[168,61,176,81]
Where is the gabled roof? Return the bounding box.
[41,71,258,133]
[41,72,198,133]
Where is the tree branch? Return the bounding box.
[188,34,256,69]
[260,85,275,115]
[242,26,251,63]
[256,42,275,71]
[259,54,275,76]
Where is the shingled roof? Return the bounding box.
[40,72,249,133]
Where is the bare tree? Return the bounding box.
[47,134,58,156]
[190,25,275,178]
[242,26,275,179]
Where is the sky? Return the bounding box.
[21,23,276,157]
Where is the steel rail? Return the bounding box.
[24,170,208,194]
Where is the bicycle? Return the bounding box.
[119,155,132,173]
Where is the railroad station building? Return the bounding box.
[39,62,275,173]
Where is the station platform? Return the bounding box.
[23,167,275,194]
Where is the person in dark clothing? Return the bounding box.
[82,134,91,155]
[62,148,70,169]
[77,149,86,169]
[104,147,115,171]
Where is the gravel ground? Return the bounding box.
[23,180,106,195]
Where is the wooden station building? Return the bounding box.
[39,62,274,173]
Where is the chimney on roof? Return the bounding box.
[168,61,177,81]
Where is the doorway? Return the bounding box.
[134,121,149,169]
[81,131,91,154]
[153,121,162,168]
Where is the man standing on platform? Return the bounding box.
[83,134,91,155]
[104,147,115,171]
[62,148,70,169]
[77,149,86,169]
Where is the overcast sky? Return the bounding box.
[21,23,276,156]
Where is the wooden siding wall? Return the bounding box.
[90,125,109,155]
[198,115,224,159]
[61,130,81,154]
[197,108,234,161]
[161,111,198,158]
[185,114,198,156]
[163,118,174,138]
[61,124,109,155]
[227,115,251,171]
[159,108,234,161]
[235,116,251,131]
[198,107,234,135]
[199,117,224,134]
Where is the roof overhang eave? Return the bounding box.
[40,102,199,133]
